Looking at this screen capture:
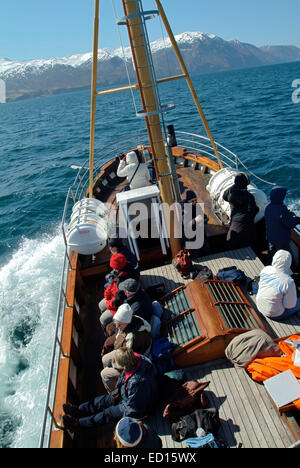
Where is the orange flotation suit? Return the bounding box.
[246,334,300,410]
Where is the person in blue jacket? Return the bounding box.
[265,186,300,260]
[62,349,158,431]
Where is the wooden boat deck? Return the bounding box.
[176,166,229,241]
[140,247,300,448]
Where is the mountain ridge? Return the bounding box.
[1,31,300,102]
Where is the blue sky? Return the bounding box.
[1,0,300,61]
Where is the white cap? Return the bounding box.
[114,303,133,324]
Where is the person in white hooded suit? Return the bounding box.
[117,151,151,190]
[256,249,300,321]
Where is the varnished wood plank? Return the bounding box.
[49,252,79,448]
[176,167,228,236]
[233,366,289,448]
[223,364,267,447]
[217,362,254,447]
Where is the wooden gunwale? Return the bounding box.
[49,251,81,449]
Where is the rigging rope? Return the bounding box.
[236,157,276,186]
[158,12,172,81]
[111,0,139,115]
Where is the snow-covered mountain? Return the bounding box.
[1,32,300,102]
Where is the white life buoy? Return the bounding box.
[66,198,108,255]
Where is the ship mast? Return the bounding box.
[88,0,99,199]
[120,0,182,256]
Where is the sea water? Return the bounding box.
[0,61,299,448]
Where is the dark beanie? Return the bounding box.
[110,253,127,271]
[186,190,197,201]
[234,172,250,189]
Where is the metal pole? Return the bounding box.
[88,0,100,198]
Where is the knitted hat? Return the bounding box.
[116,418,143,447]
[114,303,133,324]
[119,278,139,293]
[110,253,127,271]
[186,190,197,201]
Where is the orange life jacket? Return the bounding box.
[246,334,300,410]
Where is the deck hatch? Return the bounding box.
[205,280,262,330]
[162,287,192,318]
[165,310,202,348]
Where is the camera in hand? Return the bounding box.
[115,153,126,163]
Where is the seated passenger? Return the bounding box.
[101,304,152,392]
[63,348,158,431]
[99,254,139,328]
[114,417,162,449]
[99,286,126,329]
[106,252,139,286]
[119,278,153,323]
[108,237,140,278]
[116,151,150,190]
[256,250,300,321]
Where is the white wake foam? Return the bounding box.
[288,199,300,218]
[0,228,65,448]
